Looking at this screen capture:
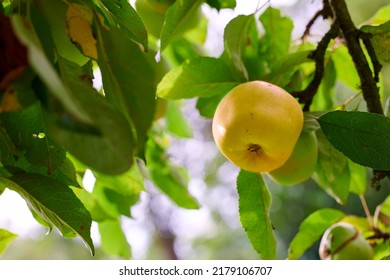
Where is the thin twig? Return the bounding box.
[292,22,339,111]
[301,0,333,39]
[329,0,383,115]
[359,194,373,228]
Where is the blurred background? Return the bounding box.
[1,0,390,260]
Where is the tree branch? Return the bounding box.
[292,22,339,111]
[329,0,383,115]
[329,0,389,189]
[301,0,333,39]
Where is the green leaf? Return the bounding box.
[332,46,360,90]
[361,21,390,35]
[318,111,390,170]
[360,20,390,63]
[157,57,239,99]
[164,37,205,66]
[237,170,276,260]
[99,219,131,259]
[100,0,148,51]
[196,93,225,118]
[73,188,113,222]
[160,0,203,51]
[46,57,135,175]
[378,195,390,228]
[134,0,167,39]
[265,50,312,84]
[348,159,367,195]
[10,15,91,124]
[339,215,370,233]
[288,208,345,259]
[83,0,116,25]
[93,165,144,218]
[312,129,350,204]
[166,101,192,138]
[361,21,390,64]
[367,5,390,25]
[0,228,17,256]
[146,130,199,209]
[39,0,89,65]
[9,173,95,255]
[0,181,5,196]
[0,176,19,191]
[0,124,15,161]
[371,32,390,64]
[96,24,156,151]
[4,155,80,188]
[374,243,390,260]
[223,14,255,80]
[259,7,293,70]
[0,103,66,173]
[380,195,390,215]
[312,58,336,111]
[206,0,236,10]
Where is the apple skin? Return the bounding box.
[319,223,374,260]
[269,130,318,186]
[212,81,303,173]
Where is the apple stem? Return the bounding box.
[359,194,373,228]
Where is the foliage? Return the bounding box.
[0,0,390,260]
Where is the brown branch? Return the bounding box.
[329,0,383,115]
[292,22,339,111]
[329,0,389,189]
[301,0,333,39]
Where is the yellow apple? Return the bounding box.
[269,130,318,186]
[212,81,304,173]
[319,223,374,260]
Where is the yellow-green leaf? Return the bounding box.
[66,3,97,59]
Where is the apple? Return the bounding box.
[319,223,374,260]
[212,81,303,173]
[269,130,318,186]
